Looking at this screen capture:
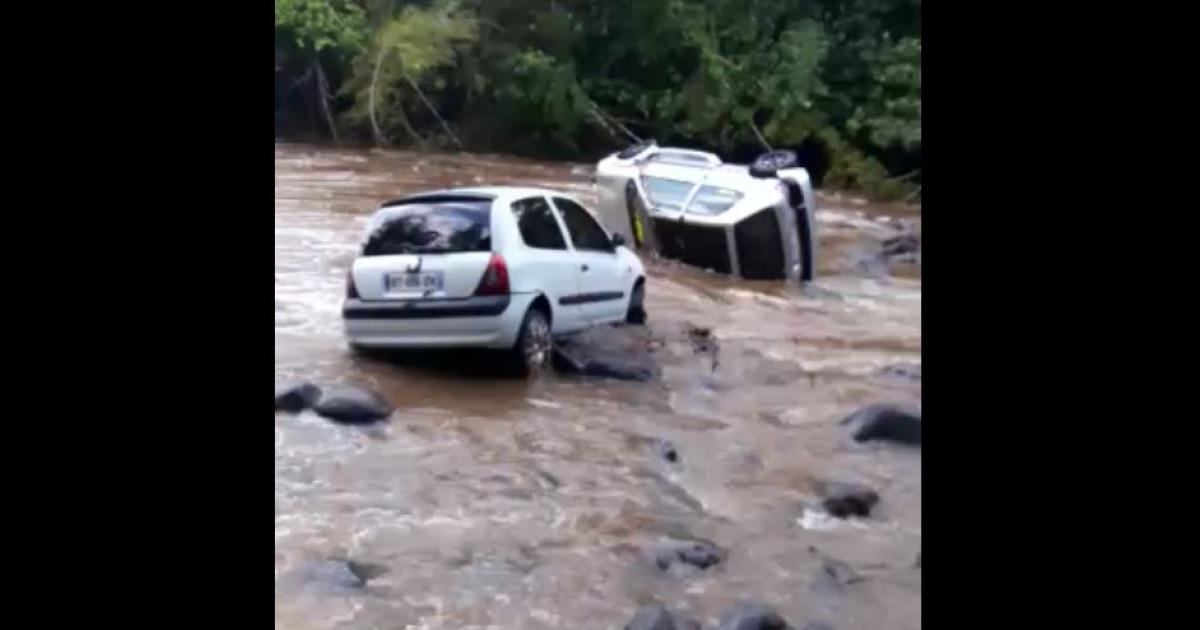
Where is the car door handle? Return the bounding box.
[581,264,589,272]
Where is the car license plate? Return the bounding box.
[386,271,443,292]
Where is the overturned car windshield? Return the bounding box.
[641,176,695,211]
[362,201,492,255]
[686,185,743,216]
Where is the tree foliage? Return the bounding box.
[275,0,921,198]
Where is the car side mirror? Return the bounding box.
[611,233,626,248]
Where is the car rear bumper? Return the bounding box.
[343,295,510,319]
[342,294,531,349]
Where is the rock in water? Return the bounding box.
[295,558,385,594]
[654,540,723,571]
[312,386,392,424]
[814,480,879,518]
[717,601,793,630]
[840,404,921,445]
[551,326,660,382]
[626,605,679,630]
[275,382,321,413]
[652,438,679,463]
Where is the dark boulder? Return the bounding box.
[877,362,921,383]
[296,558,388,594]
[312,385,392,424]
[275,381,321,413]
[653,539,723,571]
[552,327,660,382]
[881,233,920,259]
[814,480,879,518]
[716,601,793,630]
[652,438,679,463]
[840,404,921,445]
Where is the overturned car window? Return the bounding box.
[686,185,744,216]
[362,201,492,256]
[641,176,695,211]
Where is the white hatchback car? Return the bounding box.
[343,187,646,373]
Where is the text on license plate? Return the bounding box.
[386,271,443,292]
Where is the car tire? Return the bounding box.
[512,306,553,377]
[617,139,657,160]
[625,281,647,325]
[749,150,799,178]
[349,343,379,359]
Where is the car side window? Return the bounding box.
[511,196,567,250]
[552,197,612,252]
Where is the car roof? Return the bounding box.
[386,186,575,205]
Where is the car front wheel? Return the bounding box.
[625,281,647,325]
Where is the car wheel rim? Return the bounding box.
[524,315,552,371]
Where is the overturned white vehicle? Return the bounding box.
[594,142,817,282]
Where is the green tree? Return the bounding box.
[274,0,368,141]
[340,0,477,147]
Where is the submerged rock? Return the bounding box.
[881,233,920,259]
[653,539,723,571]
[877,362,921,383]
[808,546,866,595]
[294,558,388,594]
[552,326,660,382]
[716,601,793,630]
[275,381,321,413]
[625,605,682,630]
[312,385,392,424]
[814,480,879,518]
[815,557,865,589]
[840,404,921,445]
[652,438,679,463]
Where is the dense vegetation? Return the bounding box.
[275,0,920,200]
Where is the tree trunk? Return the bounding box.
[368,49,389,147]
[405,74,462,149]
[313,61,339,144]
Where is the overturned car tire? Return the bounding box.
[749,149,799,178]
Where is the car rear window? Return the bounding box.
[362,201,492,256]
[686,185,743,216]
[641,176,695,211]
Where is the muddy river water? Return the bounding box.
[275,144,921,630]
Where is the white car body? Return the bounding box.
[343,186,645,350]
[593,144,817,282]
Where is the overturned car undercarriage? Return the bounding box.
[594,143,817,283]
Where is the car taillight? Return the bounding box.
[473,253,510,296]
[346,269,360,299]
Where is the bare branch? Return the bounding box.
[404,74,463,149]
[750,119,773,152]
[368,48,390,147]
[313,61,340,144]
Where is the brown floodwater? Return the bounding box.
[275,144,921,630]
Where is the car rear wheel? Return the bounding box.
[513,307,553,377]
[625,280,647,325]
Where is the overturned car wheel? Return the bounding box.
[749,149,799,178]
[617,139,657,160]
